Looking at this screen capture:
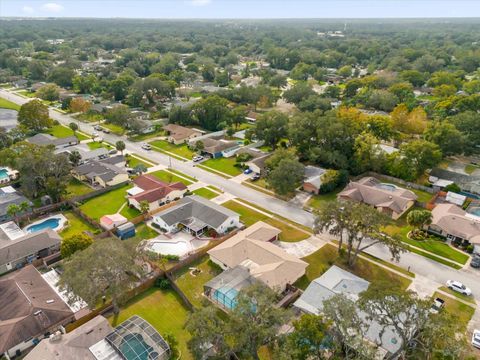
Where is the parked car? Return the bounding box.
[102,127,111,134]
[94,125,102,131]
[471,255,480,268]
[141,143,152,151]
[92,131,99,137]
[251,173,260,181]
[446,280,472,296]
[193,155,204,162]
[472,329,480,349]
[244,168,253,175]
[108,149,118,155]
[429,297,445,314]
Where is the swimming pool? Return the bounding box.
[376,183,398,191]
[0,168,9,181]
[120,333,154,360]
[25,214,68,233]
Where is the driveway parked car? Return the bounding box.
[94,125,102,131]
[244,168,253,175]
[429,297,445,314]
[193,155,204,162]
[472,329,480,349]
[446,280,472,296]
[251,173,260,181]
[141,143,152,150]
[470,255,480,268]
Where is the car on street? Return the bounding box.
[102,127,111,134]
[472,330,480,349]
[244,168,253,175]
[94,125,102,131]
[429,297,445,314]
[446,280,472,296]
[470,254,480,268]
[92,131,99,138]
[141,143,152,150]
[108,149,118,155]
[193,155,204,162]
[251,173,260,181]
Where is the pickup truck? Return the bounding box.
[430,297,445,314]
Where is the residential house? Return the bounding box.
[0,265,75,358]
[303,165,327,195]
[207,221,306,289]
[27,133,79,150]
[0,186,31,222]
[200,137,240,159]
[152,195,240,235]
[338,177,417,220]
[100,155,126,168]
[428,203,480,244]
[127,175,187,212]
[163,124,203,145]
[29,82,46,92]
[72,159,128,188]
[12,79,28,89]
[246,153,272,176]
[0,222,61,274]
[24,316,114,360]
[293,265,402,359]
[429,168,480,195]
[245,111,260,124]
[57,146,109,165]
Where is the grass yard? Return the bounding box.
[295,243,412,290]
[60,210,99,239]
[383,224,469,265]
[109,288,193,360]
[175,256,222,308]
[438,286,476,304]
[207,185,223,194]
[306,189,342,210]
[87,141,113,150]
[150,140,195,159]
[102,122,125,135]
[192,187,219,200]
[150,170,194,186]
[129,129,166,142]
[0,97,20,110]
[201,157,243,177]
[168,169,197,182]
[127,156,154,169]
[65,178,94,198]
[432,292,475,330]
[465,164,480,175]
[79,184,134,221]
[76,113,104,123]
[125,223,159,245]
[17,90,36,98]
[221,200,309,242]
[46,124,89,141]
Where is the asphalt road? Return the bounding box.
[2,89,480,298]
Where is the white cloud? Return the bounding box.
[188,0,212,7]
[42,2,64,13]
[22,5,34,14]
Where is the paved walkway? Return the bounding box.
[275,235,327,257]
[211,193,236,205]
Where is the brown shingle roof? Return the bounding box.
[130,175,187,203]
[0,266,74,353]
[163,124,202,142]
[431,204,480,244]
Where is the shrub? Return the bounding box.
[164,254,180,261]
[155,278,170,289]
[319,169,348,194]
[444,183,461,193]
[466,245,474,254]
[53,119,60,126]
[236,153,253,163]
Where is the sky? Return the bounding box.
[1,0,479,19]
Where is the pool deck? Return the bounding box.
[24,213,68,233]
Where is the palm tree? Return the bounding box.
[69,150,82,167]
[116,140,126,155]
[69,122,79,136]
[7,204,21,224]
[139,200,150,215]
[134,164,148,175]
[19,201,31,222]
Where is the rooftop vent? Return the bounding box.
[33,310,43,316]
[46,299,55,304]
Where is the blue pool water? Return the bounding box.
[0,169,8,180]
[26,218,61,233]
[213,287,239,310]
[376,183,397,191]
[120,333,153,360]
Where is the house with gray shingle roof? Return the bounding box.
[27,133,78,149]
[72,159,128,188]
[302,165,327,194]
[152,195,240,236]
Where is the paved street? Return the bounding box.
[2,88,480,299]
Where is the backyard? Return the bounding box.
[0,97,20,110]
[192,187,219,200]
[79,184,140,221]
[295,243,412,290]
[65,178,94,198]
[175,256,222,308]
[150,140,195,160]
[109,288,193,360]
[60,210,99,239]
[150,169,194,186]
[201,157,243,177]
[222,200,310,242]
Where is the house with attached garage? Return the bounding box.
[0,186,32,223]
[127,175,187,212]
[163,124,204,145]
[302,165,328,195]
[152,195,240,236]
[27,133,79,150]
[72,159,128,188]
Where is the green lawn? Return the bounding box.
[432,292,475,330]
[175,256,222,308]
[295,243,412,290]
[206,185,223,194]
[76,113,104,123]
[0,97,20,110]
[150,170,194,186]
[192,187,219,200]
[46,124,89,141]
[109,288,193,360]
[438,286,476,304]
[79,184,134,221]
[126,223,159,245]
[129,129,166,142]
[103,122,125,135]
[465,164,480,175]
[150,140,195,159]
[383,224,469,265]
[60,210,99,239]
[306,189,342,210]
[167,169,197,182]
[221,200,309,242]
[65,178,94,198]
[87,141,113,150]
[201,157,243,177]
[17,90,36,98]
[126,156,153,169]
